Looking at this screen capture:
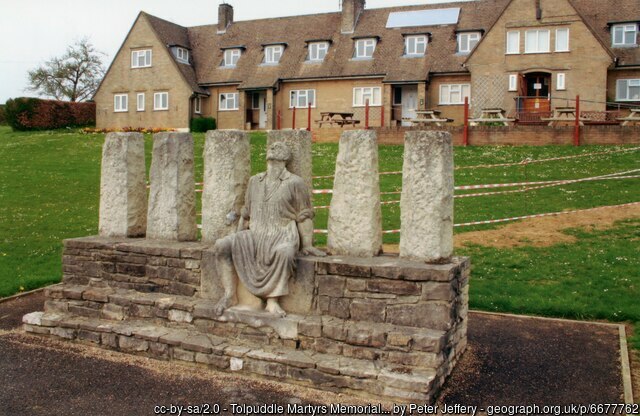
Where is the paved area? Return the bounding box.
[0,292,625,415]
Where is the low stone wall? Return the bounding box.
[25,236,469,403]
[312,125,640,146]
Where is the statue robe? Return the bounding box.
[230,169,313,298]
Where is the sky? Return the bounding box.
[0,0,474,102]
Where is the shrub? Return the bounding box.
[4,97,96,131]
[190,117,216,133]
[0,104,6,125]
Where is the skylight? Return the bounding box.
[386,8,461,28]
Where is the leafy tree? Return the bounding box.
[27,38,106,102]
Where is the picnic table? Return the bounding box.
[404,109,453,127]
[469,108,515,126]
[317,112,360,128]
[617,108,640,126]
[541,107,586,127]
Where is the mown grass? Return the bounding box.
[1,126,639,347]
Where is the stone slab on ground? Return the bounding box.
[0,292,627,414]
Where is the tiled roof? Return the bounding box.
[143,0,638,93]
[187,0,511,88]
[570,0,640,66]
[144,13,209,94]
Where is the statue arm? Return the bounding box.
[298,218,326,257]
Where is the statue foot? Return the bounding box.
[214,296,234,316]
[265,298,286,317]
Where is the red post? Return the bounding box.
[292,106,296,129]
[381,105,385,128]
[307,103,312,131]
[277,110,281,130]
[463,96,469,147]
[365,100,370,129]
[574,95,580,146]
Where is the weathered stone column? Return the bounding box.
[201,130,250,242]
[146,132,197,241]
[400,131,454,262]
[267,129,312,193]
[99,132,147,237]
[327,130,382,257]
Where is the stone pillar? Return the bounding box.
[327,130,382,257]
[267,129,312,192]
[201,130,251,242]
[147,132,197,241]
[98,132,147,237]
[400,131,454,262]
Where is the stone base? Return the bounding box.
[24,237,469,403]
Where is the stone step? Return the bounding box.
[23,311,437,402]
[43,283,454,369]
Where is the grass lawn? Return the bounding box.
[1,125,639,346]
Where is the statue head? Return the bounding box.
[266,142,292,162]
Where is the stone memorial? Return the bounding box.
[146,132,197,241]
[400,130,454,262]
[98,132,147,238]
[24,129,468,404]
[327,130,382,257]
[201,130,251,243]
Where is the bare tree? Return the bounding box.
[27,38,106,102]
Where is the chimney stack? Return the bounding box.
[341,0,366,34]
[218,3,234,34]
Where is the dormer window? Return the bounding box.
[264,45,284,64]
[404,35,427,56]
[131,49,152,68]
[308,42,329,62]
[457,32,481,54]
[354,38,376,59]
[612,24,638,47]
[223,49,242,67]
[175,47,189,64]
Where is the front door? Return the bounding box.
[258,92,267,129]
[523,72,551,112]
[401,86,418,127]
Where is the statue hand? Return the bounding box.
[300,246,327,257]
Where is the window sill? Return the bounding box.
[611,44,639,49]
[218,109,239,112]
[523,51,551,54]
[131,66,152,69]
[219,65,237,69]
[351,57,374,61]
[153,109,169,112]
[261,63,280,67]
[403,54,426,58]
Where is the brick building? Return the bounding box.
[94,0,640,131]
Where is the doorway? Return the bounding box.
[393,85,418,127]
[523,72,551,112]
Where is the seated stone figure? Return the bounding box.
[214,142,325,317]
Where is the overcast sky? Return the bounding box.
[0,0,473,102]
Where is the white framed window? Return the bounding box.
[308,42,329,62]
[508,75,518,92]
[616,79,640,101]
[506,31,520,54]
[290,90,316,108]
[136,93,145,112]
[131,49,152,68]
[439,84,471,105]
[264,45,284,64]
[194,96,202,114]
[405,35,428,56]
[175,47,189,64]
[353,87,382,107]
[114,94,128,112]
[354,38,376,59]
[154,92,169,111]
[457,32,481,54]
[556,73,566,91]
[223,49,242,67]
[612,24,638,47]
[525,29,550,53]
[555,28,570,52]
[219,93,239,111]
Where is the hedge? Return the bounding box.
[0,104,5,125]
[190,117,216,133]
[4,97,96,131]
